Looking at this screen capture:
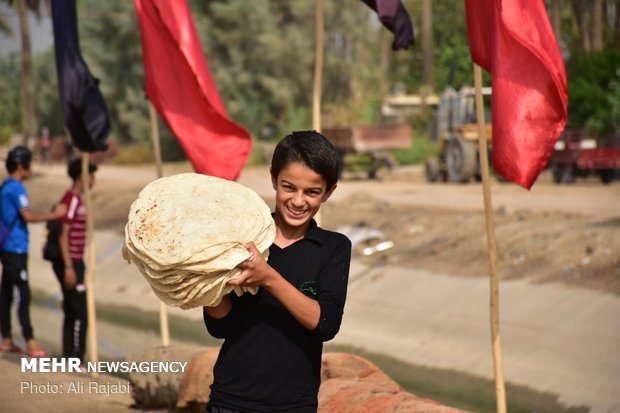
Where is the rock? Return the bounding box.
[321,352,397,388]
[176,347,220,412]
[129,346,466,413]
[319,378,466,413]
[319,353,466,413]
[127,344,202,409]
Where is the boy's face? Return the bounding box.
[75,173,96,189]
[272,162,335,229]
[87,173,96,189]
[18,164,32,180]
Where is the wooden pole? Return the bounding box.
[82,154,98,376]
[473,64,507,413]
[149,101,170,347]
[313,0,324,226]
[312,0,324,133]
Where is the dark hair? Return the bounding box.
[68,158,98,180]
[270,130,341,190]
[6,145,32,173]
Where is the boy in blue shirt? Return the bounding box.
[0,146,66,357]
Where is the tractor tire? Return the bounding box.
[600,169,615,184]
[425,158,441,182]
[446,138,477,183]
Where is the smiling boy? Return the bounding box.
[203,130,352,413]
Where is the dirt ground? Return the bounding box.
[1,161,619,412]
[21,161,620,296]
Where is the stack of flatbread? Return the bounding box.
[122,173,275,309]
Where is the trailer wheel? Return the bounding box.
[600,169,615,184]
[446,138,477,183]
[425,158,441,182]
[552,163,563,184]
[368,153,395,179]
[562,165,576,184]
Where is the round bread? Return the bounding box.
[123,173,275,309]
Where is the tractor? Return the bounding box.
[424,86,492,183]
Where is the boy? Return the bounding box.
[51,158,97,363]
[0,146,66,356]
[203,131,352,413]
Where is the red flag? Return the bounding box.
[465,0,568,189]
[134,0,251,181]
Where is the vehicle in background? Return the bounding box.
[549,129,620,184]
[322,123,412,179]
[424,86,493,183]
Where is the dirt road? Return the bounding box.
[5,162,620,412]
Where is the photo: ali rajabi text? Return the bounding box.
[21,380,132,396]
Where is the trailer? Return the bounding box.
[322,123,412,179]
[549,130,620,184]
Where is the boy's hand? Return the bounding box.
[229,242,275,288]
[50,203,68,220]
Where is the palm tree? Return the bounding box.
[2,0,44,145]
[0,10,12,35]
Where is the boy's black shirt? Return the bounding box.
[204,219,352,413]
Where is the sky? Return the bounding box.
[0,3,53,57]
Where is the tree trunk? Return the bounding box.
[550,0,562,43]
[421,0,433,89]
[379,30,390,99]
[17,0,35,143]
[616,0,620,48]
[592,0,604,51]
[571,0,591,54]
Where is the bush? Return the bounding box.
[112,144,155,165]
[391,133,439,166]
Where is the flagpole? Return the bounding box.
[312,0,324,133]
[473,63,507,413]
[149,101,170,347]
[313,0,324,226]
[82,153,99,377]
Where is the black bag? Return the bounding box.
[43,212,62,262]
[0,219,10,249]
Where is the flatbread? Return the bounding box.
[123,173,275,309]
[126,173,272,268]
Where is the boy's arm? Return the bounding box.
[204,295,232,319]
[20,203,67,223]
[263,268,321,331]
[203,295,240,338]
[59,222,76,289]
[311,238,351,341]
[229,243,322,331]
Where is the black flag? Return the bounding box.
[361,0,415,50]
[51,0,110,152]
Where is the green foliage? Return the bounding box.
[567,50,620,134]
[196,0,391,133]
[77,0,149,144]
[392,0,476,93]
[33,49,64,136]
[111,144,154,165]
[197,0,315,137]
[391,132,439,165]
[0,54,21,144]
[2,0,619,156]
[246,139,268,166]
